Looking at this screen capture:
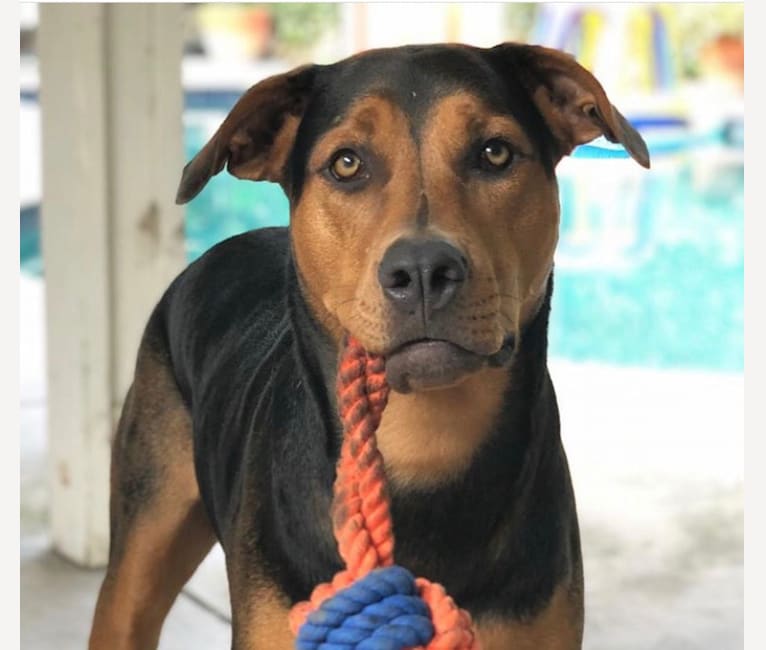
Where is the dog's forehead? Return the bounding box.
[310,44,512,131]
[334,46,501,100]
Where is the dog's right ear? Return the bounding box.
[490,43,650,169]
[176,65,317,204]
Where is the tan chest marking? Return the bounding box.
[477,584,583,650]
[229,582,294,650]
[376,365,509,488]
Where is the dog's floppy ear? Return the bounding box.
[176,64,317,204]
[493,43,650,168]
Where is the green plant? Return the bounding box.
[260,3,340,57]
[503,3,539,42]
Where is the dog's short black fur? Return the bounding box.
[90,42,648,650]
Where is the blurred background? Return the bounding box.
[20,3,743,649]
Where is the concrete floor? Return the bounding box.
[21,532,231,649]
[20,274,743,649]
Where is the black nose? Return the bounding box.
[378,239,467,315]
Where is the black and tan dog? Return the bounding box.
[89,42,648,649]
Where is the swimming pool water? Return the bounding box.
[20,122,743,372]
[551,159,743,371]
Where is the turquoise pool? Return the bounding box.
[20,120,743,372]
[552,155,743,371]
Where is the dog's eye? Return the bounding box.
[479,139,513,170]
[330,149,363,181]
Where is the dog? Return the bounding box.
[89,42,649,650]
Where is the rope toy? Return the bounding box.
[289,336,480,650]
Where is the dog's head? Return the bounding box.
[177,43,649,393]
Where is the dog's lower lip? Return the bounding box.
[383,339,486,393]
[388,338,473,357]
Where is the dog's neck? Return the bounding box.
[285,249,556,489]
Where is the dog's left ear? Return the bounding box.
[176,64,317,204]
[492,43,650,168]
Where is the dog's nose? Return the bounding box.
[378,239,467,315]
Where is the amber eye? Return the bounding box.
[480,139,513,170]
[330,149,363,180]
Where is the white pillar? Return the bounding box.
[38,4,186,567]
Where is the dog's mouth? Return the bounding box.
[384,336,515,393]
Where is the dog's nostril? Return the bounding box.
[390,270,412,289]
[438,264,462,282]
[430,266,452,291]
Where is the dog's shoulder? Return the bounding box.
[156,227,292,400]
[173,226,290,313]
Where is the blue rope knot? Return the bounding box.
[295,565,435,650]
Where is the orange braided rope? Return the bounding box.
[289,336,480,649]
